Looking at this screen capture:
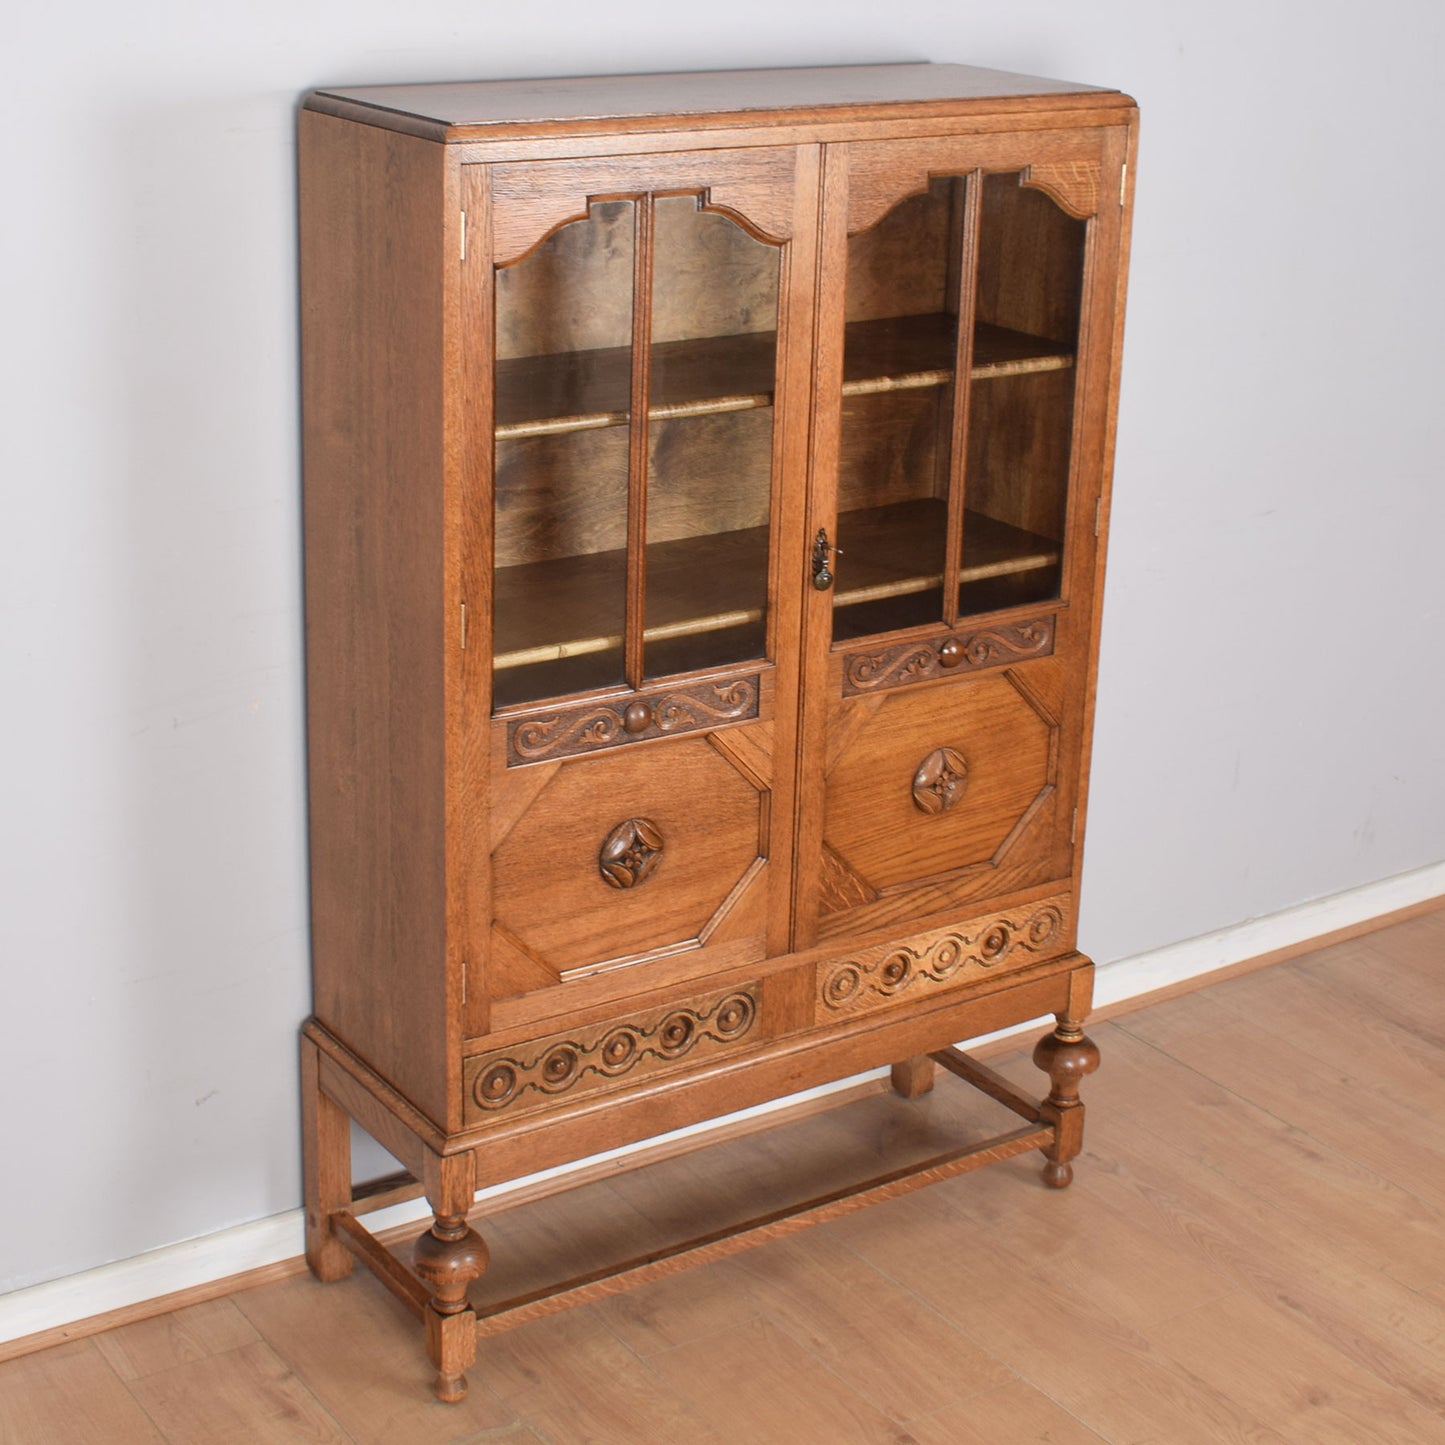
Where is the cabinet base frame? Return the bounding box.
[303,1012,1099,1403]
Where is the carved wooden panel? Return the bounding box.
[816,897,1071,1020]
[841,617,1054,696]
[464,984,760,1123]
[823,672,1056,900]
[491,733,766,976]
[506,676,760,766]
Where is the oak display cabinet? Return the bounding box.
[300,63,1136,1401]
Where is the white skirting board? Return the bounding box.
[4,859,1442,1349]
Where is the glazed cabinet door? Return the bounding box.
[461,148,817,1036]
[795,128,1129,952]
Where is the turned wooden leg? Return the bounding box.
[414,1214,488,1402]
[1032,1017,1101,1189]
[890,1055,936,1098]
[414,1150,486,1403]
[300,1034,353,1282]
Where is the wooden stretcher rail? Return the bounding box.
[334,1211,430,1318]
[471,1119,1052,1336]
[322,1048,1060,1345]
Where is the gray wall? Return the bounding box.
[3,3,1442,1294]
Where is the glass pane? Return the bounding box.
[644,196,779,680]
[957,173,1085,617]
[492,200,635,708]
[832,177,965,643]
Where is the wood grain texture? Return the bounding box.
[842,614,1055,695]
[297,66,1137,1404]
[300,110,451,1127]
[306,63,1120,144]
[453,963,1082,1189]
[463,984,760,1123]
[489,731,768,976]
[91,1300,259,1383]
[816,897,1071,1019]
[234,1273,516,1443]
[12,911,1445,1442]
[822,670,1057,900]
[123,1339,350,1444]
[845,126,1105,234]
[490,150,799,266]
[471,1119,1053,1335]
[452,159,497,1048]
[0,1342,165,1444]
[503,675,760,763]
[907,1380,1106,1444]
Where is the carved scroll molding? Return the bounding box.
[842,617,1054,697]
[1020,161,1101,219]
[816,896,1072,1020]
[507,676,760,766]
[464,985,760,1123]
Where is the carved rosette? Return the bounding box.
[817,898,1071,1018]
[912,748,969,814]
[842,618,1054,696]
[599,817,664,889]
[464,986,760,1122]
[507,677,759,765]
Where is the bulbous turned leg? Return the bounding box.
[414,1214,488,1403]
[1032,1018,1101,1189]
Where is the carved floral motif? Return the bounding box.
[842,618,1054,696]
[818,898,1070,1016]
[465,986,760,1119]
[599,817,664,889]
[508,677,759,765]
[912,747,969,815]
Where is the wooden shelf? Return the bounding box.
[843,315,1074,396]
[495,331,778,440]
[493,498,1058,672]
[833,498,1059,607]
[494,315,1073,441]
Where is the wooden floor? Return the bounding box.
[4,907,1443,1443]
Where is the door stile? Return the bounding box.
[790,142,852,953]
[764,142,823,965]
[456,160,497,1048]
[624,195,656,690]
[940,170,983,630]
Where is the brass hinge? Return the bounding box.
[1094,497,1103,537]
[1071,807,1079,844]
[460,601,467,650]
[1119,162,1128,208]
[461,962,467,1006]
[460,209,467,261]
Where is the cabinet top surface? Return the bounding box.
[307,62,1122,136]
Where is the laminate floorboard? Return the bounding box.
[2,907,1441,1443]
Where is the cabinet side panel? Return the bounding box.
[1068,117,1138,911]
[300,110,450,1125]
